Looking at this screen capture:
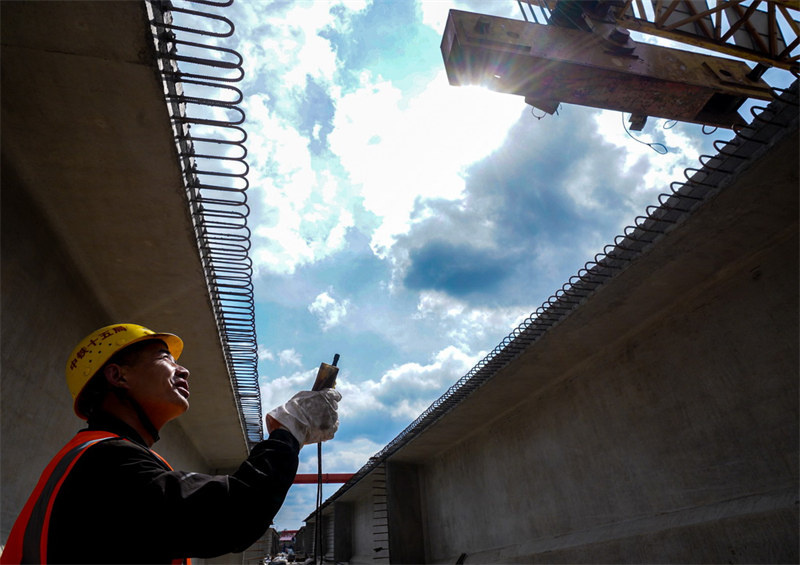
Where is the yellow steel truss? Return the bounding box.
[525,0,799,71]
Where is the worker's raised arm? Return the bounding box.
[46,423,300,561]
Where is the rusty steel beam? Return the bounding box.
[442,9,773,129]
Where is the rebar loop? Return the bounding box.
[318,80,800,511]
[146,0,262,448]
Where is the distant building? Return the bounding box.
[279,529,298,554]
[242,527,280,563]
[293,526,310,560]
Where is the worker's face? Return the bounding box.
[116,340,191,426]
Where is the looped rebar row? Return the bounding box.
[146,0,262,448]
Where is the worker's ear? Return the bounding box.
[103,363,129,389]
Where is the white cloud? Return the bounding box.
[236,1,370,89]
[308,291,350,331]
[260,370,316,415]
[257,344,274,362]
[245,94,355,276]
[419,0,518,33]
[261,345,478,435]
[328,70,523,256]
[231,2,372,277]
[271,484,319,530]
[337,345,479,422]
[297,436,384,475]
[413,290,530,351]
[278,349,304,368]
[236,0,529,277]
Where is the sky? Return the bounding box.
[171,0,794,530]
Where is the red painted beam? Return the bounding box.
[293,473,354,484]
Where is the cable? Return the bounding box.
[529,104,558,120]
[621,113,668,154]
[316,443,323,564]
[311,354,339,564]
[530,106,547,120]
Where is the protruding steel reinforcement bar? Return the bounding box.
[146,0,262,449]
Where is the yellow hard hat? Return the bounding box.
[66,323,183,419]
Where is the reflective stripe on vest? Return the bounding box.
[0,431,190,565]
[0,431,118,564]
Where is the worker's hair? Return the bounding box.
[77,339,165,418]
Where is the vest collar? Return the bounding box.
[85,412,150,447]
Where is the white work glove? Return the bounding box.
[266,389,341,446]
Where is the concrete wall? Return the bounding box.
[420,224,797,563]
[230,527,280,564]
[347,483,375,562]
[387,462,425,564]
[347,493,378,563]
[327,468,389,564]
[0,162,211,553]
[334,501,354,562]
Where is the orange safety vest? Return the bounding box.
[0,431,190,565]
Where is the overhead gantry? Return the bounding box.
[442,1,798,129]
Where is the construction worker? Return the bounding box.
[1,323,341,564]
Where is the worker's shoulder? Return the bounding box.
[76,434,167,468]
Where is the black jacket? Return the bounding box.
[47,413,299,563]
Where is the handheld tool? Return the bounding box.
[313,353,339,564]
[312,353,339,391]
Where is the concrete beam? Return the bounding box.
[0,1,248,471]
